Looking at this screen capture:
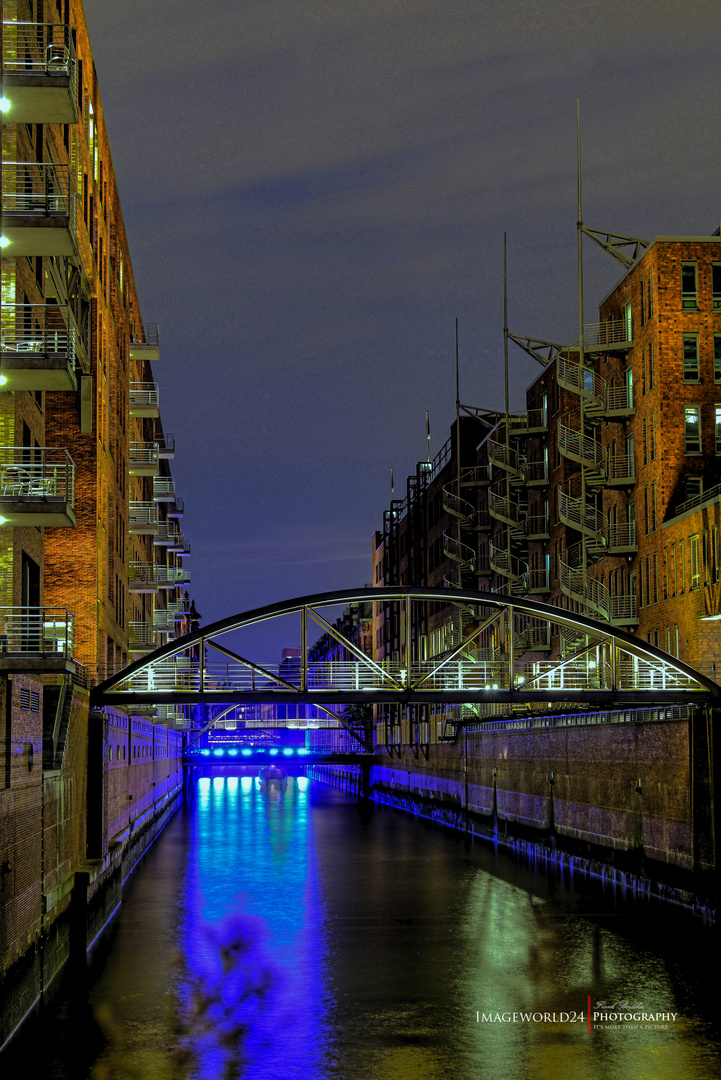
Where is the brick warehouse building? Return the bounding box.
[371,228,720,902]
[0,0,192,1043]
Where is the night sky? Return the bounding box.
[82,0,720,653]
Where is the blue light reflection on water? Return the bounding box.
[177,774,327,1079]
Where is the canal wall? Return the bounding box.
[311,708,717,919]
[0,689,185,1053]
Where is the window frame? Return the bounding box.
[682,333,700,382]
[681,262,698,309]
[684,404,702,454]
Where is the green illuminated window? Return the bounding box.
[684,405,701,454]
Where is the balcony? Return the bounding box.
[153,607,177,633]
[526,511,550,540]
[128,621,157,653]
[0,606,74,672]
[159,565,191,589]
[157,432,175,459]
[153,477,176,502]
[0,304,77,391]
[0,447,75,526]
[606,521,637,555]
[460,465,490,487]
[129,562,162,594]
[525,568,551,594]
[509,408,548,435]
[606,453,636,486]
[557,356,605,413]
[488,542,527,593]
[129,381,160,418]
[1,22,78,124]
[581,319,633,354]
[167,496,184,519]
[129,502,159,535]
[154,520,181,547]
[488,438,523,480]
[524,459,548,486]
[488,488,527,536]
[129,441,160,476]
[128,323,160,362]
[175,537,191,557]
[1,162,77,255]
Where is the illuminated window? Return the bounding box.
[713,263,721,310]
[684,405,701,454]
[681,263,697,308]
[717,406,721,454]
[624,302,632,340]
[683,335,699,381]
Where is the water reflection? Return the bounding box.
[3,773,719,1080]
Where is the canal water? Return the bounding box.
[3,771,721,1080]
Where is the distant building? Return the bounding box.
[373,229,721,745]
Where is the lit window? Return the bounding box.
[624,302,632,340]
[681,263,697,308]
[684,405,701,454]
[683,335,699,380]
[713,263,721,310]
[716,406,721,454]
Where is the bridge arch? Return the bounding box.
[92,588,719,717]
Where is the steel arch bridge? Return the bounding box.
[92,588,720,721]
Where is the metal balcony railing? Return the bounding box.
[558,486,604,540]
[606,521,637,551]
[157,432,175,458]
[606,454,635,485]
[488,488,527,531]
[129,441,160,473]
[154,520,182,546]
[2,20,77,79]
[527,511,550,538]
[129,502,159,532]
[0,446,75,504]
[488,438,520,473]
[557,355,605,410]
[0,606,73,658]
[153,477,176,501]
[581,319,632,350]
[1,161,77,229]
[129,381,159,414]
[1,303,76,360]
[460,465,490,486]
[442,484,476,523]
[606,384,634,415]
[558,423,604,472]
[525,568,551,592]
[442,533,476,570]
[488,541,527,584]
[159,566,191,589]
[129,622,156,649]
[524,459,548,484]
[129,323,159,350]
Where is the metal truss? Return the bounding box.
[506,333,568,368]
[91,588,719,715]
[581,227,650,270]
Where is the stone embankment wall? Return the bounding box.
[0,689,184,1051]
